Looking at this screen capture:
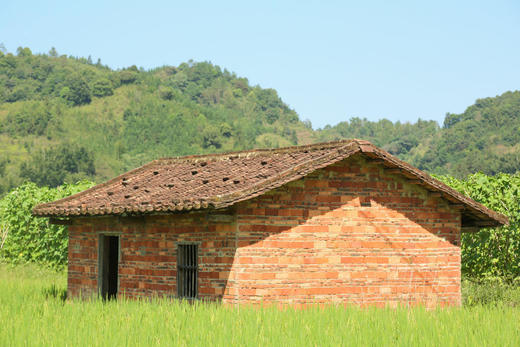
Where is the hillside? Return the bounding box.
[417,91,520,176]
[317,91,520,177]
[0,46,519,193]
[0,47,312,193]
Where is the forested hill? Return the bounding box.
[0,47,519,194]
[316,90,520,177]
[0,47,312,193]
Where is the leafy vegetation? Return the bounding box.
[419,91,520,176]
[317,118,440,164]
[0,181,94,268]
[19,144,95,187]
[435,173,520,281]
[1,264,519,346]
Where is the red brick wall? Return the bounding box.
[67,154,461,307]
[232,154,461,307]
[67,212,237,300]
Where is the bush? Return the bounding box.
[437,173,520,281]
[0,181,95,268]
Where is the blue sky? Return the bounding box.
[1,0,519,128]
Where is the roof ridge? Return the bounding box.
[155,139,361,163]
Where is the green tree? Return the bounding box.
[2,101,53,136]
[91,78,114,97]
[60,73,91,105]
[158,86,175,100]
[48,47,58,57]
[119,69,138,84]
[202,125,222,149]
[20,144,95,187]
[16,47,32,57]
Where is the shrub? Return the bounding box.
[0,181,95,268]
[437,173,520,281]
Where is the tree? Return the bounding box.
[60,73,91,105]
[2,102,53,136]
[202,125,222,149]
[20,144,95,187]
[16,47,32,57]
[158,86,175,100]
[48,47,58,57]
[119,70,138,84]
[220,123,232,138]
[91,78,113,97]
[0,159,6,177]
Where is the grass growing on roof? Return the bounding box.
[1,264,519,346]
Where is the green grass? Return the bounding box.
[1,264,520,346]
[462,278,520,307]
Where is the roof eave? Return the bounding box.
[31,139,509,228]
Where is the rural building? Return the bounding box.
[33,140,507,307]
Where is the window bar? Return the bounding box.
[189,245,192,297]
[192,245,195,297]
[178,246,181,297]
[186,245,189,297]
[183,245,186,298]
[185,245,191,298]
[194,245,197,298]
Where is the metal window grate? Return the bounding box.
[177,244,198,299]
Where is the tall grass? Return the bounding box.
[1,264,519,346]
[462,278,520,307]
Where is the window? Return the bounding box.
[177,244,198,299]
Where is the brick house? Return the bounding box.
[33,140,507,307]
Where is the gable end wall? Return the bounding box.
[233,155,461,307]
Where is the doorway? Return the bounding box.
[99,234,119,300]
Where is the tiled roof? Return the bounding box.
[33,139,507,227]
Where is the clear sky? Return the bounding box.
[1,0,519,128]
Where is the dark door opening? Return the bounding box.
[100,235,119,300]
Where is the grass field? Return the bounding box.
[1,264,519,346]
